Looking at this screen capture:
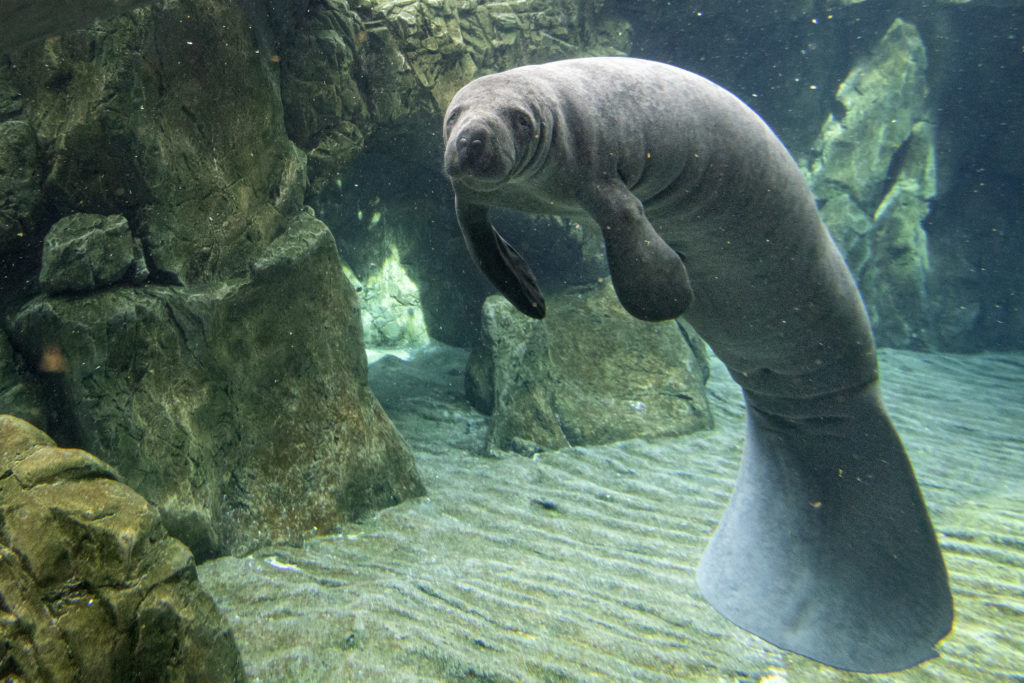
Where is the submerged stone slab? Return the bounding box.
[0,414,244,682]
[468,282,712,453]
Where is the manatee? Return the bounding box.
[442,56,952,673]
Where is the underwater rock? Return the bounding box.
[0,414,244,682]
[39,213,147,294]
[0,0,424,559]
[809,18,934,347]
[0,0,156,54]
[6,0,307,287]
[811,18,930,209]
[861,120,936,344]
[0,119,43,254]
[343,245,430,350]
[469,282,712,453]
[11,212,425,559]
[0,330,46,430]
[277,0,368,194]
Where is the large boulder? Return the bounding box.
[39,213,148,294]
[11,213,425,559]
[0,414,244,682]
[5,0,307,288]
[467,283,712,454]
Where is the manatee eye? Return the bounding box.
[445,109,460,131]
[511,110,532,134]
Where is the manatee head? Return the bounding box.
[443,76,547,187]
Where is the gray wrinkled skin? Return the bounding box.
[443,57,952,674]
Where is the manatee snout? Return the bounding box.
[444,117,513,182]
[456,132,484,165]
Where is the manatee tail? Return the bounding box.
[696,382,953,673]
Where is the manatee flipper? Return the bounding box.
[697,383,953,673]
[583,180,693,322]
[455,196,546,318]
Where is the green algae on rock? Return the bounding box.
[2,0,426,559]
[809,18,934,348]
[0,414,245,682]
[12,213,425,560]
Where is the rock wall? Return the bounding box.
[0,0,636,558]
[0,415,244,682]
[281,0,631,193]
[0,0,425,559]
[11,212,424,558]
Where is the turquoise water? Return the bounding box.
[2,1,1021,680]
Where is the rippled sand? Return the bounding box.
[200,345,1024,681]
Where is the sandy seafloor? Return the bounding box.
[199,344,1024,682]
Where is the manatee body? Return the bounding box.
[443,57,952,674]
